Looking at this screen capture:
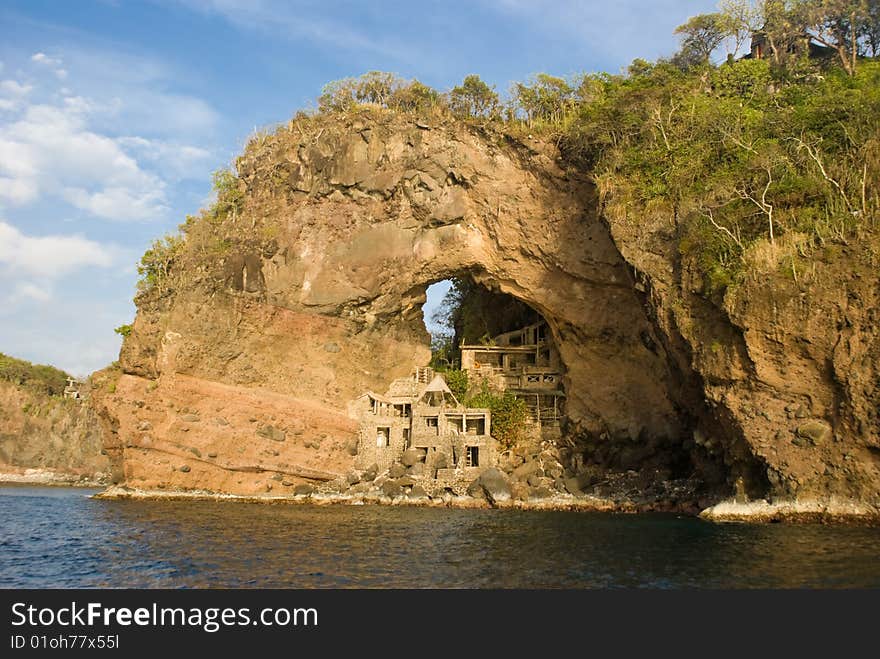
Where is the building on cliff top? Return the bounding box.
[350,369,495,484]
[63,377,82,400]
[459,320,564,426]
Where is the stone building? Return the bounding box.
[460,320,564,426]
[63,377,82,400]
[350,369,494,484]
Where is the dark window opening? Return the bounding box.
[466,416,486,435]
[376,427,391,447]
[466,446,480,467]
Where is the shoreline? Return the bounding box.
[699,498,880,525]
[0,468,108,489]
[93,485,880,524]
[93,484,636,513]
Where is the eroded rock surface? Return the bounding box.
[95,110,879,507]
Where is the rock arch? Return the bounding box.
[114,113,747,495]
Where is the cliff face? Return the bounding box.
[603,196,880,504]
[97,110,879,506]
[0,381,110,484]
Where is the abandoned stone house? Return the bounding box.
[63,377,82,400]
[350,368,495,483]
[460,320,564,426]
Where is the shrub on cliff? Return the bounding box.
[136,234,184,295]
[0,352,70,396]
[467,386,530,450]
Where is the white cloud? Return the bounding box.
[31,52,68,82]
[1,80,32,97]
[13,282,52,303]
[0,101,170,219]
[0,79,33,112]
[63,185,168,221]
[45,47,221,137]
[0,220,114,278]
[116,135,212,179]
[0,177,38,204]
[0,45,220,220]
[31,52,63,67]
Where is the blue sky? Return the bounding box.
[0,0,719,375]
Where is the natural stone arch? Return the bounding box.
[114,111,747,494]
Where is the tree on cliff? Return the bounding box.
[449,74,500,119]
[674,13,729,64]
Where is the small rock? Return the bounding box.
[408,485,428,499]
[136,420,152,431]
[323,342,341,353]
[407,462,425,477]
[527,473,543,487]
[257,424,286,442]
[381,480,402,498]
[529,486,553,500]
[213,417,229,426]
[362,463,378,482]
[207,452,218,458]
[563,477,582,495]
[293,484,314,496]
[467,468,512,505]
[389,463,407,478]
[397,475,418,487]
[345,438,359,456]
[512,460,541,481]
[179,465,191,473]
[282,480,294,487]
[180,413,200,422]
[189,447,201,457]
[346,471,361,486]
[401,448,426,467]
[797,419,831,444]
[546,465,564,479]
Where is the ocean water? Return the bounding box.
[1,485,879,588]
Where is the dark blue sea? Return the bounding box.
[2,485,879,588]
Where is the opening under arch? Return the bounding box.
[420,274,566,430]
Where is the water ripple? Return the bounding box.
[1,485,879,588]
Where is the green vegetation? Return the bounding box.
[467,385,530,449]
[113,324,133,338]
[135,165,247,298]
[449,74,500,119]
[442,369,469,401]
[0,352,71,396]
[136,233,184,295]
[429,333,458,370]
[430,278,538,362]
[131,1,879,311]
[318,71,445,114]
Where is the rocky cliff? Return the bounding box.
[0,380,110,485]
[95,108,879,510]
